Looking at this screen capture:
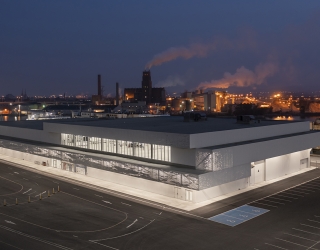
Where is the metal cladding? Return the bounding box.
[116,82,119,106]
[98,74,102,96]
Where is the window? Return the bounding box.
[74,135,88,148]
[88,137,101,151]
[153,144,171,162]
[134,143,151,159]
[117,140,134,156]
[102,139,117,153]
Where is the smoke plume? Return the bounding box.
[145,43,219,69]
[198,62,278,89]
[157,75,185,88]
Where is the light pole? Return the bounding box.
[18,104,21,117]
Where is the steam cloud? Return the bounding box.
[157,75,185,88]
[145,43,218,69]
[198,62,278,89]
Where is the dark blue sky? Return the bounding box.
[1,0,320,96]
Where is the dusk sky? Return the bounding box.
[1,1,320,96]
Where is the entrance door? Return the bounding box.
[249,164,255,186]
[300,158,308,169]
[254,161,265,184]
[185,190,193,202]
[174,187,183,200]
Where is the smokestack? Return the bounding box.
[98,74,102,96]
[116,82,119,106]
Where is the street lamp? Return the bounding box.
[18,104,20,117]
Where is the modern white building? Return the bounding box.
[0,116,319,203]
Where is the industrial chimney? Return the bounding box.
[116,82,120,106]
[98,74,102,96]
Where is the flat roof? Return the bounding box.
[0,116,304,134]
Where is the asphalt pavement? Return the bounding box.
[1,161,320,250]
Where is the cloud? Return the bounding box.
[198,62,278,90]
[156,75,185,88]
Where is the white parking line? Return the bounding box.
[22,188,32,194]
[308,219,320,224]
[275,237,317,249]
[89,241,119,250]
[283,191,304,196]
[294,187,315,192]
[73,188,80,191]
[261,199,285,205]
[267,197,292,202]
[292,228,320,236]
[121,202,131,207]
[285,189,309,194]
[95,194,103,198]
[265,243,288,249]
[315,215,320,218]
[251,201,277,208]
[301,224,320,230]
[275,194,298,199]
[284,233,317,242]
[126,219,138,228]
[23,178,28,181]
[102,200,112,204]
[300,185,320,190]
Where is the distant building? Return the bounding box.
[124,70,166,105]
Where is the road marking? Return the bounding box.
[250,201,277,208]
[282,191,304,197]
[267,196,291,202]
[89,241,119,250]
[14,172,19,174]
[308,219,320,224]
[285,189,309,194]
[0,239,23,250]
[315,215,320,218]
[73,188,80,191]
[0,225,73,250]
[121,202,131,206]
[275,238,316,249]
[294,187,315,192]
[23,178,28,181]
[102,200,112,204]
[301,223,320,230]
[292,228,320,236]
[275,194,298,199]
[126,219,138,228]
[139,217,144,219]
[153,211,162,215]
[265,243,288,249]
[34,182,39,186]
[5,220,16,225]
[284,233,317,242]
[22,188,32,194]
[53,181,59,184]
[73,235,78,238]
[35,191,46,197]
[0,176,24,197]
[95,194,103,198]
[92,219,155,241]
[261,199,285,205]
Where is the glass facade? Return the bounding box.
[61,133,171,162]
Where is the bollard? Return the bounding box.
[48,191,50,197]
[16,198,18,205]
[4,200,6,206]
[28,196,30,203]
[52,188,55,194]
[58,186,60,192]
[39,194,42,200]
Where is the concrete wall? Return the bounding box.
[194,178,249,203]
[265,149,310,181]
[171,147,196,167]
[190,121,310,148]
[0,125,61,144]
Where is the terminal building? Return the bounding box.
[0,117,319,203]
